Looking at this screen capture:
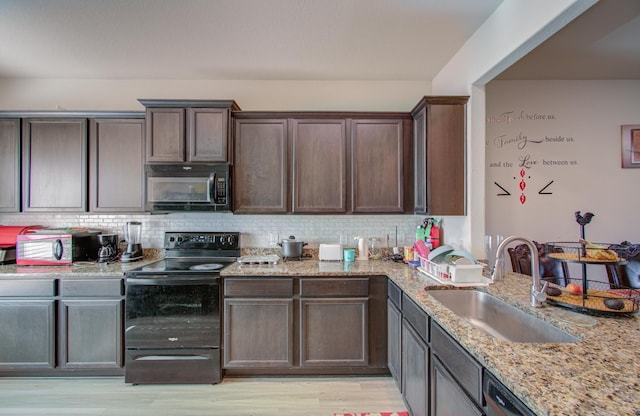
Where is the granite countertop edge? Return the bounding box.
[1,258,638,415]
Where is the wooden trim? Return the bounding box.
[233,111,412,120]
[410,96,470,116]
[0,111,144,119]
[138,99,240,111]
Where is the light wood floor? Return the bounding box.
[0,376,408,416]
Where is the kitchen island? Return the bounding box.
[222,259,640,416]
[0,257,638,415]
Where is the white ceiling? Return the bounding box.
[496,0,640,80]
[0,0,638,82]
[0,0,503,81]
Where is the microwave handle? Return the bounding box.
[53,239,63,260]
[209,173,216,203]
[210,172,227,205]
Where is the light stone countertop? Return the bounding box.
[0,250,162,278]
[222,259,640,416]
[1,256,638,415]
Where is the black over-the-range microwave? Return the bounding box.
[145,163,231,212]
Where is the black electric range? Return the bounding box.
[124,231,239,385]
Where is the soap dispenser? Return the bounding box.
[354,236,368,261]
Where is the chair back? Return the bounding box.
[606,242,640,289]
[507,241,570,286]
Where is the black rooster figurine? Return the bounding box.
[575,211,594,226]
[575,211,594,239]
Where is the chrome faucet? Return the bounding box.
[491,236,549,308]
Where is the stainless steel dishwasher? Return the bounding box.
[483,370,535,416]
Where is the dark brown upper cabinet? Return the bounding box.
[351,119,408,213]
[139,100,240,163]
[291,119,348,213]
[412,96,468,216]
[0,119,20,212]
[22,118,88,212]
[233,118,289,213]
[233,112,412,215]
[89,118,145,212]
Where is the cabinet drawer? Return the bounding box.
[431,322,482,405]
[224,278,293,297]
[0,279,56,297]
[61,279,124,297]
[300,278,369,297]
[387,279,402,308]
[401,293,428,342]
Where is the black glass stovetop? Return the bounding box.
[129,258,234,275]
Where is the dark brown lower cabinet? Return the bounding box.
[0,279,57,371]
[223,276,387,376]
[58,279,125,373]
[401,310,429,416]
[224,298,294,368]
[431,355,484,416]
[0,278,124,376]
[431,322,484,416]
[387,281,402,390]
[300,297,368,367]
[0,299,56,370]
[223,278,294,369]
[59,299,124,370]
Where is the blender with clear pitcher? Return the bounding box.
[121,221,143,262]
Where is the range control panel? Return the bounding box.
[164,232,240,251]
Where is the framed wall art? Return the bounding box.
[621,124,640,168]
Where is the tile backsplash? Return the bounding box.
[0,212,428,249]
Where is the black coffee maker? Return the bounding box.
[97,234,119,263]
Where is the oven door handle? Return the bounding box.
[133,354,212,361]
[126,276,220,285]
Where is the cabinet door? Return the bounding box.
[292,119,347,213]
[89,118,145,212]
[427,102,466,215]
[431,322,483,405]
[431,355,484,416]
[300,298,368,367]
[59,299,124,369]
[233,119,289,213]
[413,97,468,215]
[402,318,429,416]
[187,108,229,162]
[146,107,185,162]
[0,119,20,212]
[351,119,404,213]
[0,300,56,370]
[223,298,294,368]
[22,118,87,212]
[387,298,402,389]
[413,108,427,214]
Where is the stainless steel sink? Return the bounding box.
[427,290,579,343]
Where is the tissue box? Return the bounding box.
[319,244,343,261]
